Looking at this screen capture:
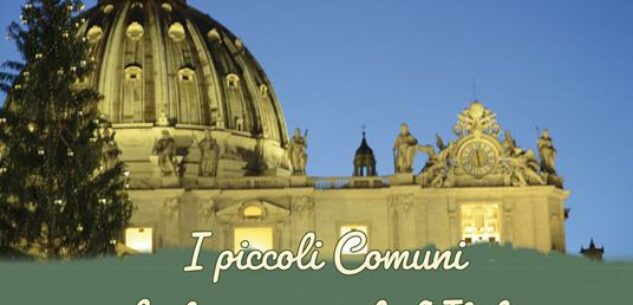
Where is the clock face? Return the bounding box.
[459,140,498,177]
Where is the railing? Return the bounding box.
[200,176,294,190]
[173,175,394,191]
[311,176,390,190]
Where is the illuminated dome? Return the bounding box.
[80,0,291,185]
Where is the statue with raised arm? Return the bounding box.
[195,130,219,177]
[537,129,557,175]
[393,123,434,173]
[288,128,308,175]
[153,130,178,176]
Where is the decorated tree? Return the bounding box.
[0,0,132,258]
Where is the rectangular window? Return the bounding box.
[339,225,369,255]
[461,204,500,245]
[125,227,153,254]
[233,227,274,252]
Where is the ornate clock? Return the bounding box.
[458,139,499,178]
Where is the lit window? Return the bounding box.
[234,227,273,252]
[86,25,103,44]
[168,22,186,42]
[461,204,500,245]
[243,205,264,219]
[124,65,143,82]
[178,68,196,83]
[339,225,369,255]
[125,227,153,254]
[226,74,240,89]
[126,22,144,41]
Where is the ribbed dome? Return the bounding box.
[81,0,288,144]
[77,0,292,183]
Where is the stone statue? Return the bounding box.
[288,128,308,175]
[101,128,119,171]
[393,123,434,174]
[501,148,545,187]
[153,130,178,176]
[538,129,557,175]
[419,142,455,187]
[502,130,517,155]
[194,130,219,177]
[453,101,500,137]
[157,112,170,126]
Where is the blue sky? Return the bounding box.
[1,0,632,260]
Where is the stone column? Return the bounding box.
[290,196,315,249]
[502,200,515,245]
[389,195,414,249]
[447,196,459,247]
[161,197,180,247]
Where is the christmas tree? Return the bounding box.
[0,0,132,259]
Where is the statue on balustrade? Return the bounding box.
[419,140,455,188]
[195,130,219,177]
[538,129,557,175]
[537,128,564,188]
[101,128,119,171]
[393,123,434,174]
[288,128,308,175]
[153,130,178,176]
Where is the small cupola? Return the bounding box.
[580,238,605,261]
[353,129,377,176]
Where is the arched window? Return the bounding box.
[123,65,144,122]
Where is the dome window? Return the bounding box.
[123,65,144,121]
[86,25,103,44]
[124,65,143,82]
[126,22,145,41]
[102,4,114,14]
[207,28,221,43]
[226,74,240,90]
[168,22,186,42]
[259,84,269,97]
[178,67,196,83]
[161,3,173,12]
[131,2,144,10]
[234,39,244,51]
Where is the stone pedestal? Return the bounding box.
[217,159,248,177]
[392,173,415,185]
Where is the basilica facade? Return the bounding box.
[82,0,569,255]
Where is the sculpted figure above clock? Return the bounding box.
[415,101,562,189]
